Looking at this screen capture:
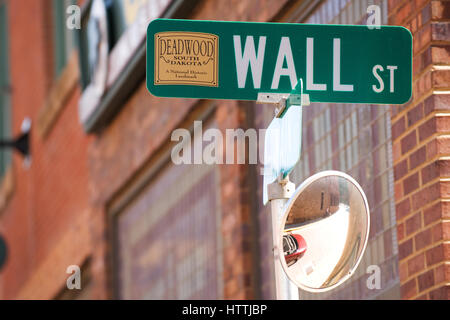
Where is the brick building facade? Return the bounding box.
[0,0,448,300]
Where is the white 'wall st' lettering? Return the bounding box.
[233,35,355,92]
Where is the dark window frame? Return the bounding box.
[107,103,220,299]
[0,0,11,177]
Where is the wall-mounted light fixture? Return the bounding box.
[0,118,31,167]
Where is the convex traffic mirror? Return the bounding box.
[279,171,370,292]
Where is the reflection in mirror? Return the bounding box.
[280,171,369,292]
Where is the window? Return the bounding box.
[78,0,128,89]
[113,120,223,299]
[52,0,77,78]
[104,0,127,49]
[0,1,11,176]
[104,0,155,44]
[77,0,172,132]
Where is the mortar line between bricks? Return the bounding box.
[396,186,438,216]
[431,18,450,23]
[402,260,448,287]
[393,162,450,207]
[421,240,448,266]
[400,241,449,286]
[432,65,450,70]
[410,282,450,300]
[413,29,450,59]
[393,132,450,169]
[390,91,433,123]
[413,85,434,105]
[435,112,450,117]
[391,3,430,30]
[434,90,450,94]
[399,276,418,299]
[430,87,450,92]
[412,26,434,58]
[433,89,450,95]
[411,41,450,78]
[391,109,445,145]
[387,5,402,18]
[414,37,450,67]
[398,219,444,245]
[397,197,450,226]
[430,40,450,47]
[413,63,435,83]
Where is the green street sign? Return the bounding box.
[147,19,412,104]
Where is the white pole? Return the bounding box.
[268,177,299,300]
[258,92,306,300]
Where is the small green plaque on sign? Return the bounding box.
[147,19,412,104]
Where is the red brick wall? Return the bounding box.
[0,0,289,300]
[389,0,450,299]
[3,0,448,301]
[216,100,257,299]
[0,0,93,299]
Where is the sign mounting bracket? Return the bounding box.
[256,79,310,118]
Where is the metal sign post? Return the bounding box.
[259,80,308,300]
[267,174,298,300]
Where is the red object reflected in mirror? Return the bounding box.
[283,233,307,267]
